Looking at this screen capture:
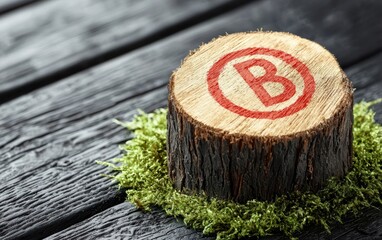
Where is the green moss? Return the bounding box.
[98,100,382,239]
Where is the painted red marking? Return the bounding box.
[207,48,315,119]
[234,58,296,107]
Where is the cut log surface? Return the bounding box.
[0,0,381,239]
[168,32,354,202]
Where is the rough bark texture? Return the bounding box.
[168,77,353,202]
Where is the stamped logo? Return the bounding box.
[207,48,315,119]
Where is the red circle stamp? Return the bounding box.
[207,48,315,119]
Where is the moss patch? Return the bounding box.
[98,100,382,239]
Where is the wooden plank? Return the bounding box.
[0,0,40,15]
[349,54,382,123]
[11,52,382,240]
[46,203,382,240]
[0,0,381,239]
[297,209,382,239]
[276,0,382,68]
[1,0,380,184]
[0,0,249,103]
[46,203,212,240]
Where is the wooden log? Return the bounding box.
[168,32,354,202]
[1,0,381,238]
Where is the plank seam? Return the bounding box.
[0,0,257,105]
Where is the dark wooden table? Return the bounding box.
[0,0,381,239]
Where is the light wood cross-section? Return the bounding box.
[168,32,353,202]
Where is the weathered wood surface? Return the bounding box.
[16,49,382,240]
[1,0,381,181]
[0,0,40,15]
[276,0,382,68]
[297,208,382,240]
[45,203,382,240]
[46,203,211,240]
[0,0,249,103]
[0,0,381,239]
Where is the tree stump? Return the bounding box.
[167,32,353,202]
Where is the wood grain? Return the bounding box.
[46,203,212,240]
[172,32,351,135]
[0,0,381,239]
[168,32,353,201]
[296,208,382,240]
[45,203,382,240]
[0,0,40,15]
[0,0,249,103]
[2,0,380,188]
[274,0,382,67]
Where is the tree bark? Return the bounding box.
[167,32,354,202]
[167,88,353,202]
